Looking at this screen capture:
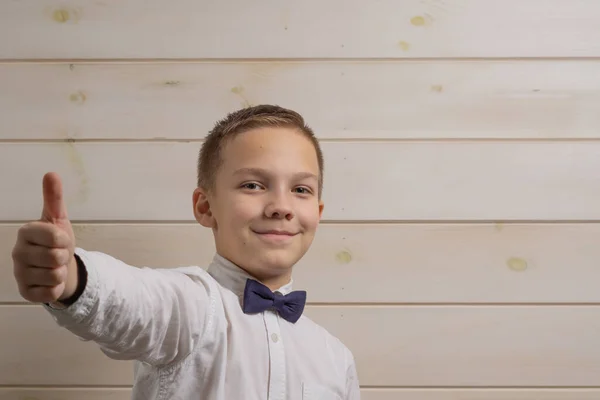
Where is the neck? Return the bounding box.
[233,261,292,291]
[251,272,293,292]
[210,252,294,293]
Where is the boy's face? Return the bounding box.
[193,126,324,289]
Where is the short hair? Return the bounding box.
[197,104,324,198]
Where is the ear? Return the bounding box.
[192,187,216,228]
[317,200,324,220]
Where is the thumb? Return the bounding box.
[41,172,69,222]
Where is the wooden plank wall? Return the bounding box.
[1,1,600,398]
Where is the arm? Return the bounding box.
[44,247,214,367]
[12,173,211,367]
[345,351,361,400]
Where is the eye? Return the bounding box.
[294,186,312,195]
[241,182,263,190]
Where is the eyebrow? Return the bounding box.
[232,167,318,181]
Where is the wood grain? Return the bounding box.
[2,142,600,222]
[2,388,600,400]
[2,223,600,304]
[1,0,599,59]
[2,61,600,140]
[2,306,600,386]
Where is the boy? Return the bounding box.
[11,105,360,399]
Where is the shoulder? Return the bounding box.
[168,265,214,281]
[164,265,224,301]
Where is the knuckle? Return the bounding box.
[11,245,21,262]
[16,226,28,244]
[17,285,28,300]
[58,249,70,265]
[47,248,63,265]
[16,223,29,237]
[13,262,24,281]
[24,286,59,304]
[13,262,33,284]
[18,221,36,237]
[16,266,34,287]
[18,222,43,246]
[18,285,36,302]
[46,285,63,303]
[49,228,63,247]
[48,267,66,285]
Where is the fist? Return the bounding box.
[12,172,77,303]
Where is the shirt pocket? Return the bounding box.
[302,382,342,400]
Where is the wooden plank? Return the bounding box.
[1,142,600,221]
[3,388,600,400]
[1,1,599,59]
[2,223,600,304]
[357,390,600,400]
[0,389,129,400]
[3,61,600,140]
[316,306,600,386]
[2,306,600,386]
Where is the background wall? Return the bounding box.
[2,1,600,398]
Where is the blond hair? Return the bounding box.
[197,104,324,198]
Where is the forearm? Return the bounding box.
[44,247,211,366]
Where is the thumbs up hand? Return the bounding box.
[12,172,79,304]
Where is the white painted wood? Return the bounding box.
[0,389,130,400]
[2,306,600,386]
[3,388,600,400]
[1,142,600,221]
[2,61,600,140]
[358,390,600,400]
[312,306,600,386]
[2,223,600,304]
[1,0,598,395]
[1,1,599,59]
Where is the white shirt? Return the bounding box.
[44,248,361,400]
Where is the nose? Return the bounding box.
[264,190,294,220]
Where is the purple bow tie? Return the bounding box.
[242,279,307,323]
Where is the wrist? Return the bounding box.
[57,253,87,305]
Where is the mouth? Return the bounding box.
[254,229,297,236]
[252,229,299,243]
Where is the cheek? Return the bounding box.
[298,203,321,231]
[227,196,261,224]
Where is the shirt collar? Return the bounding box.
[206,253,294,297]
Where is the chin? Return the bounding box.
[257,250,297,269]
[253,248,303,272]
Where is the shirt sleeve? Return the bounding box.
[345,350,361,400]
[43,247,215,367]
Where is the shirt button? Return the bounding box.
[271,333,279,343]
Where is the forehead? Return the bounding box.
[220,127,319,174]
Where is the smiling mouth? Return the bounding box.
[252,229,298,236]
[251,229,301,243]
